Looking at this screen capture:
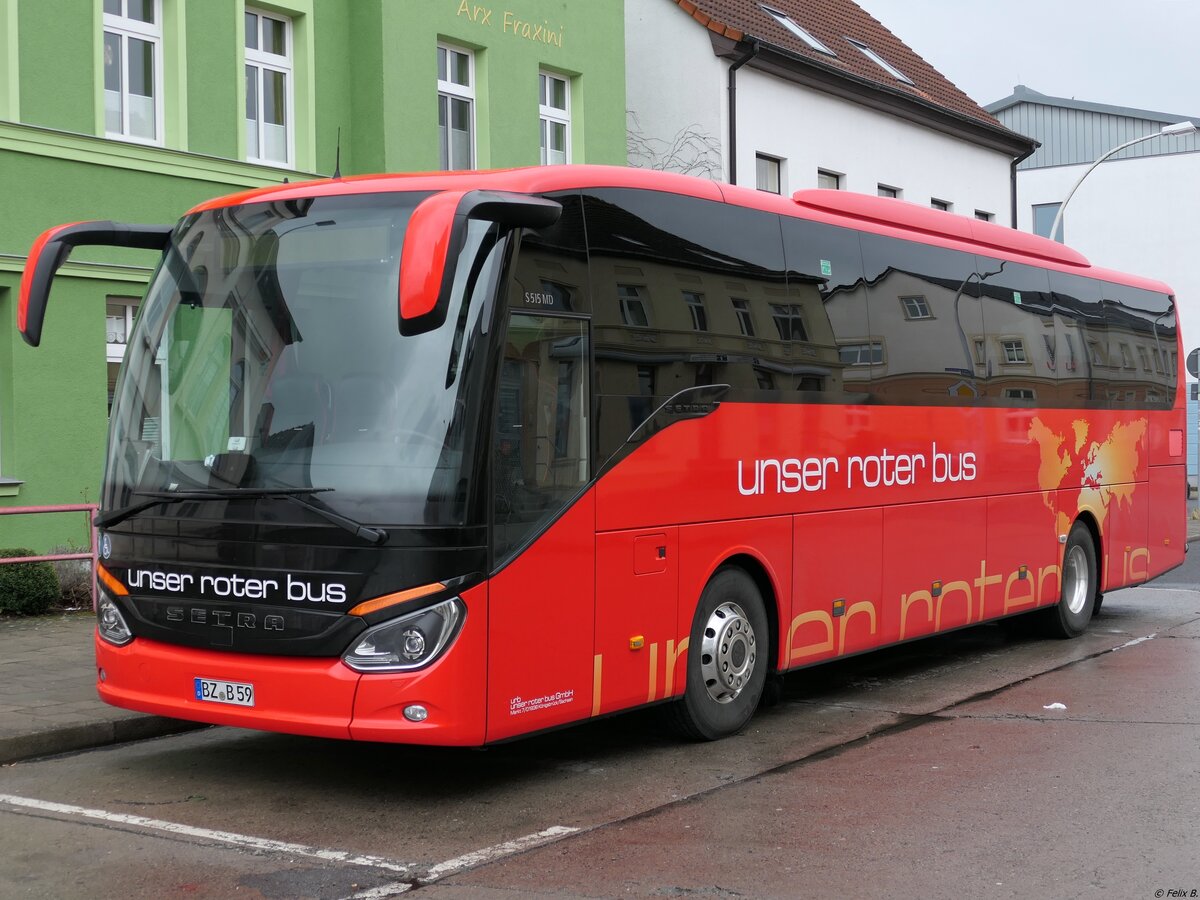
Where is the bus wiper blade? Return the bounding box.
[95,487,388,545]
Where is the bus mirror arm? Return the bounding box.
[399,191,562,337]
[19,221,172,347]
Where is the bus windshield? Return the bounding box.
[105,191,507,527]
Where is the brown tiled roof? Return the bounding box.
[676,0,1004,128]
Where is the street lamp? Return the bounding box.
[1047,119,1197,242]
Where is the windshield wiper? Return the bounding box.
[94,487,388,545]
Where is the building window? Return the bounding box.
[845,38,913,85]
[1088,341,1105,366]
[618,284,651,327]
[771,304,808,341]
[1001,339,1027,364]
[755,369,775,390]
[438,44,474,170]
[107,297,139,412]
[245,9,293,166]
[1003,388,1036,401]
[975,210,994,222]
[973,338,986,365]
[682,291,708,331]
[931,198,951,212]
[900,295,932,320]
[731,298,755,336]
[1137,346,1151,371]
[756,154,782,193]
[1064,333,1078,370]
[839,342,883,365]
[539,71,570,165]
[1033,202,1063,242]
[760,6,835,56]
[877,184,899,198]
[103,0,162,144]
[1043,334,1057,369]
[1119,343,1134,368]
[817,169,841,190]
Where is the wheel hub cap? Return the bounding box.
[700,601,757,704]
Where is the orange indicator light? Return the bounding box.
[96,563,129,596]
[348,582,446,617]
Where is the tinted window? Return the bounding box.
[860,235,980,405]
[1045,272,1110,406]
[508,191,588,314]
[974,258,1054,407]
[1097,280,1176,408]
[584,189,787,466]
[779,218,869,401]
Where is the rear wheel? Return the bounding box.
[669,567,768,740]
[1041,521,1099,638]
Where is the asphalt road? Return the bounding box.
[2,553,1198,899]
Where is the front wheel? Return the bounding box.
[1041,521,1099,638]
[668,567,769,740]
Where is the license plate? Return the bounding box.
[194,677,255,707]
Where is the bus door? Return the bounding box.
[486,312,595,741]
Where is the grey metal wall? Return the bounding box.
[994,102,1200,169]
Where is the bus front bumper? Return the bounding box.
[94,625,487,746]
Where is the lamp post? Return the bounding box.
[1047,119,1197,243]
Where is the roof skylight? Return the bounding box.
[760,5,836,57]
[846,38,914,85]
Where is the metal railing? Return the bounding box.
[0,504,99,610]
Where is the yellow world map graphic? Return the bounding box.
[1028,416,1147,536]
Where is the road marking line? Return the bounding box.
[422,825,579,881]
[1113,633,1157,650]
[341,825,581,899]
[0,793,412,874]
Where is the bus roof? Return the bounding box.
[190,164,1175,296]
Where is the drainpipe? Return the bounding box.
[1009,143,1037,229]
[726,39,761,186]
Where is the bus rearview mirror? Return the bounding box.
[19,221,172,347]
[399,190,562,337]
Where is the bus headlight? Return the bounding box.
[97,591,134,646]
[342,598,464,672]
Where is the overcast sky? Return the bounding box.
[855,0,1200,117]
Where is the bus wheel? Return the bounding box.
[1042,521,1099,639]
[670,567,768,740]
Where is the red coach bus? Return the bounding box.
[19,165,1186,744]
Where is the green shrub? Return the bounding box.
[0,548,61,616]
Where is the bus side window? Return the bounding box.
[493,313,589,562]
[859,234,982,407]
[780,218,869,403]
[975,257,1054,408]
[583,188,787,468]
[1046,271,1107,407]
[1095,280,1176,409]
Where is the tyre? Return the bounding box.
[1040,521,1099,639]
[669,567,769,740]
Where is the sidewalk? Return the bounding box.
[2,517,1199,766]
[0,613,201,765]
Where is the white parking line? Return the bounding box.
[1,791,581,899]
[343,825,581,899]
[0,792,413,874]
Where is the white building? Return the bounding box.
[987,85,1200,480]
[986,86,1199,339]
[625,0,1034,222]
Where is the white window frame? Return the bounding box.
[244,7,295,167]
[931,197,952,212]
[539,70,570,166]
[103,0,164,145]
[682,291,708,332]
[617,284,651,327]
[438,43,475,170]
[877,184,900,198]
[900,295,932,320]
[106,297,139,363]
[1001,339,1028,364]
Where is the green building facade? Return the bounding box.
[0,0,626,550]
